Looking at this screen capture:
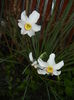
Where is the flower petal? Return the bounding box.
[32,61,38,68]
[29,10,40,24]
[37,69,47,75]
[38,58,48,69]
[32,24,41,32]
[18,20,25,28]
[32,61,39,69]
[53,70,61,76]
[47,53,56,66]
[21,29,27,35]
[34,65,39,68]
[32,61,37,66]
[18,22,24,28]
[27,30,35,37]
[21,29,24,34]
[29,52,33,62]
[21,10,27,22]
[53,61,64,70]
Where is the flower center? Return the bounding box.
[24,23,32,30]
[46,66,53,73]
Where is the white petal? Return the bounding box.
[29,52,33,62]
[32,61,37,65]
[53,61,64,70]
[38,58,48,69]
[21,10,27,22]
[18,19,24,23]
[34,64,39,69]
[21,29,23,34]
[32,24,41,32]
[31,61,38,68]
[21,29,24,34]
[53,70,61,76]
[47,53,56,66]
[21,29,27,35]
[18,22,24,28]
[29,10,40,24]
[37,69,47,75]
[34,65,38,68]
[18,23,22,28]
[27,30,35,37]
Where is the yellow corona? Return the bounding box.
[24,23,32,30]
[46,66,53,73]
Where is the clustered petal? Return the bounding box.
[29,52,39,69]
[18,10,41,37]
[29,52,64,76]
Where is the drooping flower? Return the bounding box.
[37,53,64,76]
[29,52,38,68]
[18,10,41,37]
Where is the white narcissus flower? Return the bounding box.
[37,53,64,76]
[18,10,41,37]
[29,52,38,68]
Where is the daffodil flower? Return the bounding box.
[18,10,41,37]
[29,52,38,68]
[37,53,64,76]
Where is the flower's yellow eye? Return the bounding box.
[46,66,53,73]
[25,23,32,30]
